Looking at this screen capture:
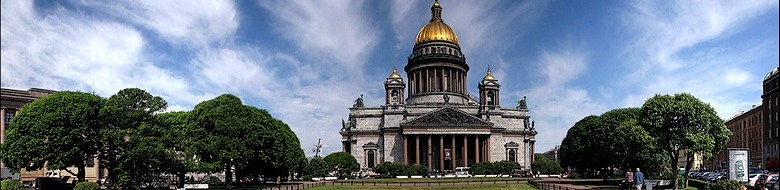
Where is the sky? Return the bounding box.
[1,0,779,156]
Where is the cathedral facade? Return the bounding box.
[340,1,537,173]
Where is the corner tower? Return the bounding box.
[405,0,470,105]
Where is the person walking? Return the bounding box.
[633,168,645,190]
[623,168,634,190]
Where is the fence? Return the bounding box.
[528,179,590,190]
[258,181,326,190]
[327,179,526,187]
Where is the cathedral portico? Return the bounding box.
[340,0,537,173]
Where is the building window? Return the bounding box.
[391,90,399,104]
[508,149,516,162]
[367,150,375,168]
[5,109,16,126]
[487,91,495,105]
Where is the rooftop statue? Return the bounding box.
[353,94,364,108]
[517,96,527,109]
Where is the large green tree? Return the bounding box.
[640,93,731,189]
[560,108,667,180]
[0,91,104,182]
[532,156,564,175]
[189,94,306,186]
[98,88,166,187]
[306,157,329,177]
[323,152,359,178]
[117,111,191,189]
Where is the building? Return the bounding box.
[0,88,102,182]
[545,146,559,163]
[765,66,780,172]
[1,88,56,179]
[706,105,763,170]
[340,1,537,173]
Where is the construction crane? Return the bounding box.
[312,138,324,157]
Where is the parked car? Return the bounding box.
[749,173,762,187]
[756,174,779,189]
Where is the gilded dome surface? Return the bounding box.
[388,66,402,78]
[414,0,459,45]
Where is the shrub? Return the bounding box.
[302,175,313,181]
[1,179,23,190]
[374,162,406,177]
[494,161,520,175]
[74,181,100,190]
[705,180,741,190]
[472,162,495,175]
[401,165,427,176]
[568,172,580,179]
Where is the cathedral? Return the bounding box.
[340,0,537,173]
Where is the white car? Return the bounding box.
[749,173,762,187]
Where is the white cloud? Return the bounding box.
[514,44,607,152]
[257,0,379,71]
[88,0,239,47]
[0,0,208,113]
[619,0,778,119]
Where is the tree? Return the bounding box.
[0,91,104,182]
[189,94,271,187]
[494,160,521,175]
[99,88,167,187]
[323,152,359,178]
[640,93,731,189]
[559,115,603,177]
[306,157,329,177]
[189,94,306,186]
[117,111,190,189]
[532,156,564,175]
[373,162,406,177]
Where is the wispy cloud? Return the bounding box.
[515,43,608,150]
[88,0,239,47]
[0,0,207,109]
[258,0,379,71]
[619,0,778,119]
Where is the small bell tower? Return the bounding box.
[478,67,500,110]
[385,66,405,107]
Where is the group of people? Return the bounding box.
[624,168,646,190]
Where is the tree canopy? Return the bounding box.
[323,152,359,178]
[532,156,564,175]
[559,108,667,180]
[640,93,730,189]
[1,89,307,188]
[1,91,105,182]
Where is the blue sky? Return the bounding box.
[2,0,778,156]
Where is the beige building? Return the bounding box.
[1,88,102,183]
[764,66,780,172]
[340,1,537,173]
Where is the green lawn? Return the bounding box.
[343,177,526,183]
[308,184,536,190]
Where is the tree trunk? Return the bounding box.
[78,165,86,183]
[225,164,233,189]
[177,172,186,188]
[684,154,693,188]
[670,150,680,190]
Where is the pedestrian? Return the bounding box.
[633,168,645,190]
[624,168,634,190]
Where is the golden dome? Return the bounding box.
[388,66,402,79]
[414,0,459,45]
[483,67,495,81]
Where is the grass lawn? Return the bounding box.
[308,184,536,190]
[344,177,526,183]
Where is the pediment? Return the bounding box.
[400,107,493,128]
[505,141,520,148]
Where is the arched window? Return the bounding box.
[487,91,495,105]
[391,90,399,104]
[367,150,376,168]
[508,149,516,162]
